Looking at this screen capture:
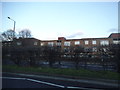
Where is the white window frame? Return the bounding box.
[41,42,44,46]
[64,41,70,46]
[92,40,96,45]
[100,40,109,46]
[85,40,89,45]
[113,40,120,44]
[75,41,80,45]
[48,42,54,46]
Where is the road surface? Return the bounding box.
[2,72,119,89]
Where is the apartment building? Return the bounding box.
[40,34,116,52]
[2,38,41,48]
[2,33,120,52]
[109,33,120,44]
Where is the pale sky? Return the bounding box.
[1,2,118,40]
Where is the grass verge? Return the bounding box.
[2,65,120,80]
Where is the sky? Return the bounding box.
[1,2,118,40]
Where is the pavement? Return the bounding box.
[2,72,120,89]
[3,78,58,88]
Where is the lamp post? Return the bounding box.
[8,17,16,39]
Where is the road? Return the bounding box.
[3,78,57,88]
[2,72,119,89]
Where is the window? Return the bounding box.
[92,47,97,52]
[4,43,7,46]
[56,42,61,46]
[92,40,96,45]
[64,41,70,46]
[100,40,109,45]
[113,40,120,44]
[64,47,70,52]
[85,40,89,45]
[84,47,91,52]
[48,42,54,46]
[41,42,44,46]
[34,42,38,45]
[17,42,22,45]
[75,41,80,45]
[113,38,120,40]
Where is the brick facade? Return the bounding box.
[2,33,120,52]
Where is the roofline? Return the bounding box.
[14,38,41,41]
[109,33,120,37]
[40,37,110,42]
[65,38,109,41]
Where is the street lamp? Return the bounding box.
[8,17,16,39]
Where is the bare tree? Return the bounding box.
[0,34,5,41]
[1,29,15,41]
[109,44,120,73]
[73,46,84,69]
[18,29,32,38]
[43,46,59,67]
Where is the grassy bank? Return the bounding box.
[2,65,120,80]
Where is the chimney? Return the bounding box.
[58,37,66,40]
